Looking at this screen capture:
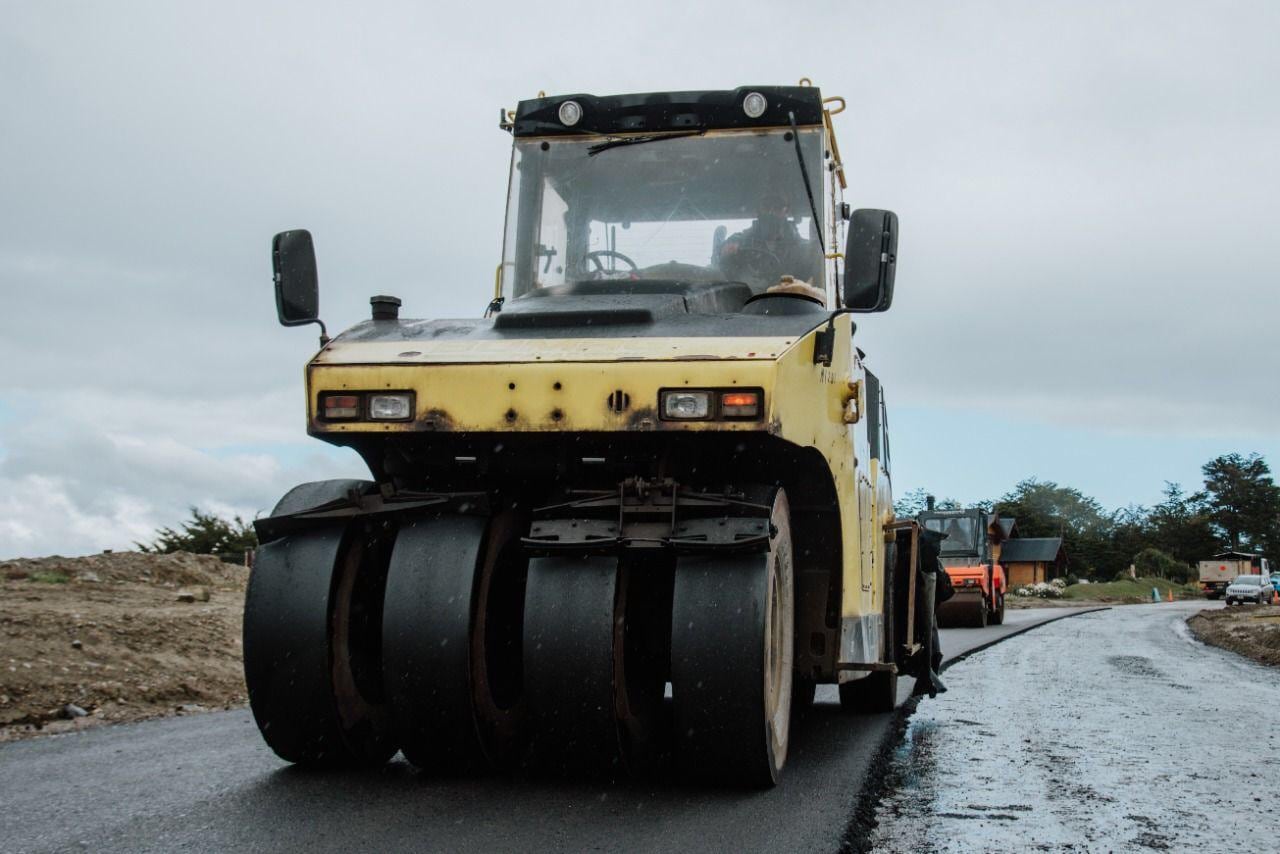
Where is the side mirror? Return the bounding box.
[272,229,327,341]
[843,209,898,312]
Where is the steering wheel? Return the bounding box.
[727,241,783,268]
[582,249,639,279]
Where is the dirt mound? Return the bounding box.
[1188,607,1280,667]
[1,551,247,589]
[1,552,249,741]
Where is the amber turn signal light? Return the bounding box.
[720,391,760,418]
[321,394,360,420]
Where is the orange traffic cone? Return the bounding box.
[1167,589,1174,602]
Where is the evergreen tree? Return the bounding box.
[138,507,258,556]
[1200,453,1280,552]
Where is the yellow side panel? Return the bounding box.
[763,316,876,630]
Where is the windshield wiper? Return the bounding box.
[587,128,705,157]
[787,111,825,253]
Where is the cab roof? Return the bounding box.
[511,86,824,137]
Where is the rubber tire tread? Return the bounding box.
[271,479,373,517]
[671,551,779,786]
[382,515,491,773]
[523,554,622,775]
[243,526,395,766]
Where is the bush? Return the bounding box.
[138,507,258,556]
[1132,547,1193,583]
[1066,574,1081,586]
[1013,581,1063,599]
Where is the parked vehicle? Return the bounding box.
[1224,575,1274,606]
[1200,552,1270,599]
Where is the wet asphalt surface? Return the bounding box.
[0,607,1098,854]
[868,600,1279,852]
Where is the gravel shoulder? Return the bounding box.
[866,601,1280,852]
[1187,604,1280,667]
[1,553,248,741]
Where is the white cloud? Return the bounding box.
[0,390,365,558]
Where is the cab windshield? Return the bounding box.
[500,129,826,299]
[923,516,980,555]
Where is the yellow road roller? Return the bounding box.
[245,83,943,787]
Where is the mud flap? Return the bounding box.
[908,528,947,698]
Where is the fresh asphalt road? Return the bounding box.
[0,607,1100,854]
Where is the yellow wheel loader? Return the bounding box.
[243,83,944,787]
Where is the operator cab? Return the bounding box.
[496,87,837,322]
[919,508,993,567]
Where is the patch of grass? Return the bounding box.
[1063,576,1198,602]
[29,570,70,584]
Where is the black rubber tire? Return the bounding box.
[973,595,989,628]
[989,594,1006,626]
[524,554,618,774]
[382,512,527,773]
[271,479,372,517]
[838,669,898,714]
[243,523,397,767]
[613,553,675,775]
[671,488,794,788]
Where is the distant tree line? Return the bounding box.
[895,453,1280,582]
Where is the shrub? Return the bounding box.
[138,507,258,556]
[1132,547,1193,583]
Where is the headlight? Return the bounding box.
[661,390,711,420]
[558,100,582,126]
[369,393,414,421]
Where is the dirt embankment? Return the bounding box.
[1188,606,1280,667]
[1,552,248,742]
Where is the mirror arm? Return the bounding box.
[811,308,858,366]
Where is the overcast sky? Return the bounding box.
[2,1,1278,557]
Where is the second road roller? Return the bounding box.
[244,82,944,787]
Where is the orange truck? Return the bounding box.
[918,505,1009,627]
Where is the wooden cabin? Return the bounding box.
[1000,537,1067,586]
